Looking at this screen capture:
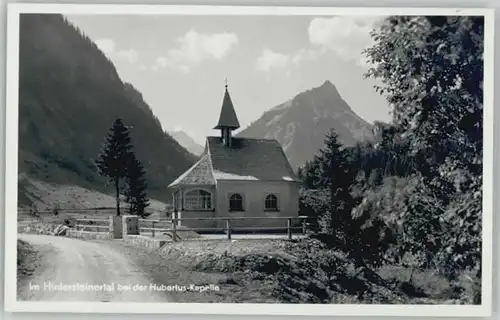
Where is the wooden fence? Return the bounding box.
[18,207,118,215]
[138,216,310,241]
[17,207,161,217]
[74,218,110,233]
[18,206,312,241]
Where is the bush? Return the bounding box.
[451,267,481,304]
[298,188,329,232]
[52,203,60,216]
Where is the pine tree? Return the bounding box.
[315,130,355,240]
[96,118,133,216]
[125,155,150,217]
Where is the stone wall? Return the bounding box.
[124,234,169,249]
[66,230,114,240]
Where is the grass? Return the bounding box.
[377,265,452,300]
[18,177,168,212]
[17,240,38,278]
[17,240,42,299]
[103,239,289,303]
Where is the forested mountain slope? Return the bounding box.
[18,14,196,205]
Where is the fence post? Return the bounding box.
[226,219,231,240]
[287,218,292,240]
[301,217,306,235]
[152,221,156,237]
[171,213,177,242]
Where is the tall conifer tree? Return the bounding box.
[125,155,150,217]
[96,118,132,216]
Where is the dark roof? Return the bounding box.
[214,87,240,130]
[169,137,300,187]
[207,137,299,182]
[168,154,216,187]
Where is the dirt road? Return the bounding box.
[17,234,169,302]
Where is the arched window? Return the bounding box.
[229,193,244,211]
[265,194,279,211]
[184,189,212,210]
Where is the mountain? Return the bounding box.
[237,80,374,170]
[18,14,197,206]
[168,130,205,156]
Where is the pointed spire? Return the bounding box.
[214,81,240,130]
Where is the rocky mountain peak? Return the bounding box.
[237,81,374,169]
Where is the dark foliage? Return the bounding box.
[364,15,483,280]
[364,16,483,179]
[96,118,133,216]
[298,15,483,303]
[52,204,60,216]
[194,239,435,304]
[299,131,396,268]
[125,154,150,217]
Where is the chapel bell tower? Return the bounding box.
[213,80,240,147]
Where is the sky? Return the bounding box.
[66,14,391,145]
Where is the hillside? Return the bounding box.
[18,175,168,214]
[237,81,374,169]
[18,14,196,206]
[168,130,205,156]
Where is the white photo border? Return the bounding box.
[3,3,495,317]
